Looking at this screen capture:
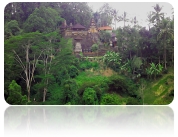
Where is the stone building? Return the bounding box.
[60,18,99,54]
[60,18,117,56]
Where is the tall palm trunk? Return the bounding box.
[172,51,174,63]
[164,35,167,69]
[164,45,167,69]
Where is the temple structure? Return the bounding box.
[74,35,83,53]
[98,26,112,34]
[60,18,117,56]
[88,18,98,33]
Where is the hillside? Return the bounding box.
[143,67,174,105]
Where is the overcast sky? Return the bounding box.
[87,2,173,29]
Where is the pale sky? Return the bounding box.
[87,2,173,29]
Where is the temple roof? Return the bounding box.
[98,26,112,31]
[90,18,96,25]
[72,23,86,29]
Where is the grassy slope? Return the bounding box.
[143,67,174,105]
[76,67,174,105]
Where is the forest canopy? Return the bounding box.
[4,2,174,105]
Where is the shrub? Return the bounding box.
[100,93,124,105]
[82,88,98,105]
[78,81,96,96]
[79,60,99,70]
[102,51,122,70]
[68,65,79,78]
[6,80,27,105]
[93,82,109,103]
[146,63,163,79]
[76,73,109,96]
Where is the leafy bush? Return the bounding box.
[79,60,99,70]
[100,93,124,105]
[6,80,27,105]
[93,83,109,103]
[102,51,122,71]
[146,63,163,79]
[82,88,98,105]
[76,72,109,96]
[68,65,79,78]
[78,81,97,96]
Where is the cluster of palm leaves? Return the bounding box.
[146,62,163,80]
[151,4,174,69]
[102,51,121,69]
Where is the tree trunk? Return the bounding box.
[164,44,167,70]
[26,45,31,102]
[43,87,47,102]
[163,34,167,70]
[27,88,30,102]
[13,39,43,103]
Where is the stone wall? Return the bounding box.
[65,30,88,37]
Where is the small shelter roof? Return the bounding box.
[98,26,112,31]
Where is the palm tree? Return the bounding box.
[112,9,119,30]
[146,12,152,30]
[123,11,129,27]
[157,18,174,69]
[151,4,164,28]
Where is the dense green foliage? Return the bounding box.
[100,93,125,105]
[6,80,27,105]
[4,2,173,105]
[82,88,98,105]
[23,6,63,33]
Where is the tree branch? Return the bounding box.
[20,73,26,82]
[13,50,26,71]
